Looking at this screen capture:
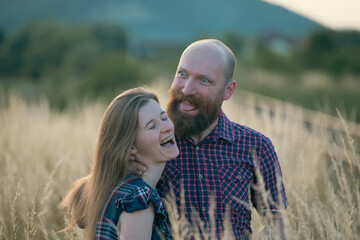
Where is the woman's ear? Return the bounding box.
[130,146,137,155]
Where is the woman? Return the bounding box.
[60,87,179,239]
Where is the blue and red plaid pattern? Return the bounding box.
[157,111,288,239]
[96,175,171,240]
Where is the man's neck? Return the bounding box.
[190,117,219,144]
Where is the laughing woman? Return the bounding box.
[60,87,179,240]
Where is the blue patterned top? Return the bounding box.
[95,174,171,239]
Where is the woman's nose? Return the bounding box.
[161,119,174,133]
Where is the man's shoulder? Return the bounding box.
[227,120,276,152]
[230,120,270,141]
[219,111,268,143]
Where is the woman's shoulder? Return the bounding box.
[102,175,165,217]
[117,178,168,230]
[112,175,148,197]
[97,176,151,221]
[108,176,154,212]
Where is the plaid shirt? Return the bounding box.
[96,175,171,240]
[157,111,288,239]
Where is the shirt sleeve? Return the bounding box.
[95,186,154,240]
[251,136,288,214]
[119,186,153,213]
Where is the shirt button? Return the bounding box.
[237,175,242,180]
[202,207,206,212]
[160,176,164,180]
[199,174,203,180]
[195,146,200,151]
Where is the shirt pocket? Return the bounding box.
[218,165,254,212]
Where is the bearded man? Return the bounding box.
[132,39,288,239]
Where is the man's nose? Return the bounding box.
[182,78,196,96]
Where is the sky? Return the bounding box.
[264,0,360,31]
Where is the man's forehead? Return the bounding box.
[183,43,225,63]
[179,48,225,74]
[185,43,223,56]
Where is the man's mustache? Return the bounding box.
[170,91,202,109]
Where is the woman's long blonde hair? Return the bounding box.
[60,87,159,239]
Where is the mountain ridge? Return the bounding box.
[0,0,323,42]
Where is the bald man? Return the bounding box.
[133,39,288,239]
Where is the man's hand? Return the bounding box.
[128,153,147,176]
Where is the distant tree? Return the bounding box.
[302,29,334,70]
[0,29,5,46]
[0,27,29,77]
[83,53,147,99]
[0,20,128,79]
[222,33,244,55]
[301,29,360,76]
[89,23,127,52]
[252,38,301,74]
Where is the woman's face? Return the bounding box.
[133,99,179,165]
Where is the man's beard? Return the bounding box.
[166,89,223,138]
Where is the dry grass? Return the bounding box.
[0,81,359,239]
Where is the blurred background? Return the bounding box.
[0,0,360,123]
[1,1,360,239]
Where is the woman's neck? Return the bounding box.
[141,162,166,189]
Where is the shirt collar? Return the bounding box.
[212,110,234,144]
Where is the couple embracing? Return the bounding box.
[61,39,288,240]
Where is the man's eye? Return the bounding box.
[200,78,210,84]
[149,124,156,130]
[178,71,186,76]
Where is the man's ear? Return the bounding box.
[223,80,236,100]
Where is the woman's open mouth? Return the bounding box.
[160,136,175,147]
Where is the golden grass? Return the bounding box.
[0,81,359,239]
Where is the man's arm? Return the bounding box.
[253,136,288,239]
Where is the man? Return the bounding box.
[132,39,288,239]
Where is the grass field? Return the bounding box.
[0,81,359,239]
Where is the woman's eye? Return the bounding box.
[149,124,156,130]
[160,113,168,121]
